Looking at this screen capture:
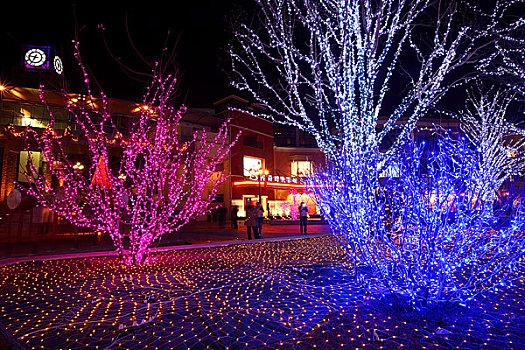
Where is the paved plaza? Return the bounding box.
[0,220,332,266]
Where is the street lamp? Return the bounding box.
[257,169,269,204]
[0,85,5,121]
[72,162,84,171]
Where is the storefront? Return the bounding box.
[232,174,318,218]
[215,96,323,219]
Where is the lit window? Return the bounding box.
[18,151,42,182]
[243,156,264,176]
[291,161,312,177]
[19,107,45,128]
[20,108,31,118]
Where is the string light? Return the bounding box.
[22,41,240,265]
[308,134,525,304]
[229,0,523,306]
[229,0,490,167]
[477,0,525,97]
[457,88,525,203]
[0,236,523,349]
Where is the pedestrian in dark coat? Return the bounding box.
[245,202,258,239]
[231,206,239,229]
[298,202,308,234]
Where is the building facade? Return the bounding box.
[0,85,323,224]
[1,43,481,226]
[214,96,321,219]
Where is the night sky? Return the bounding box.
[0,1,244,107]
[1,1,523,121]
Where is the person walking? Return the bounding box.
[231,206,239,229]
[245,202,258,240]
[255,202,264,238]
[298,202,308,234]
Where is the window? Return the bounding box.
[291,161,313,177]
[18,151,42,182]
[299,130,317,147]
[243,156,264,176]
[18,105,46,128]
[243,134,261,148]
[273,124,297,147]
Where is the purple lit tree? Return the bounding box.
[23,43,237,265]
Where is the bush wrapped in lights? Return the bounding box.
[23,42,237,265]
[309,134,525,306]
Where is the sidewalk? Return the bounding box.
[0,221,332,266]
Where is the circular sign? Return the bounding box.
[7,189,21,210]
[7,189,36,210]
[25,48,47,67]
[54,56,63,75]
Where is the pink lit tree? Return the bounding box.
[23,42,237,265]
[281,190,315,220]
[280,189,300,220]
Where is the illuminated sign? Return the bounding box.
[234,174,306,189]
[243,156,263,176]
[24,46,50,69]
[247,173,300,184]
[233,180,306,189]
[22,45,62,74]
[53,56,63,75]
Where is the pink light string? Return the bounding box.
[23,42,240,265]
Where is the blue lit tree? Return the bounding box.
[229,0,519,305]
[309,134,525,305]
